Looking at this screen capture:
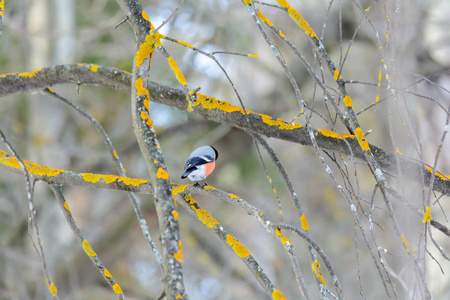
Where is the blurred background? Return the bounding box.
[0,0,449,299]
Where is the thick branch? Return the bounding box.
[0,65,449,196]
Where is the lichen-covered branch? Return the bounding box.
[0,65,448,196]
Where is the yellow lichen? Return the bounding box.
[63,200,71,213]
[135,35,154,68]
[300,214,309,231]
[142,11,150,22]
[172,184,189,196]
[226,234,250,258]
[401,233,410,253]
[103,269,112,278]
[422,207,432,223]
[275,228,292,245]
[167,56,187,86]
[354,127,370,151]
[48,283,58,296]
[272,289,287,300]
[113,283,123,295]
[135,78,150,102]
[318,129,343,140]
[311,260,326,286]
[343,95,353,108]
[333,69,342,80]
[156,167,169,180]
[82,240,97,257]
[174,240,183,263]
[257,9,274,26]
[177,40,194,49]
[424,166,448,181]
[259,114,303,130]
[197,209,220,228]
[194,94,245,114]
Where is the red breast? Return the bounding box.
[203,161,216,178]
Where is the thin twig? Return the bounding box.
[0,130,58,299]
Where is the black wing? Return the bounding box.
[184,156,213,170]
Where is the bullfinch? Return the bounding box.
[181,146,218,184]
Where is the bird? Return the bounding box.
[181,146,218,185]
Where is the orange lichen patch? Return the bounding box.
[135,78,150,104]
[140,110,150,122]
[226,234,250,258]
[90,65,99,72]
[300,214,309,231]
[354,127,370,151]
[229,193,239,199]
[142,11,150,22]
[203,185,215,191]
[247,54,259,59]
[143,98,150,110]
[272,289,287,300]
[0,1,4,17]
[422,207,432,223]
[135,35,154,68]
[318,129,344,140]
[48,283,58,296]
[343,95,353,108]
[174,240,183,263]
[311,261,326,286]
[424,166,448,181]
[167,56,187,86]
[113,150,118,159]
[63,200,71,213]
[275,228,292,245]
[396,149,403,156]
[242,0,253,5]
[260,114,303,130]
[156,167,169,180]
[82,240,97,257]
[333,69,342,80]
[401,233,410,253]
[175,295,182,299]
[103,269,112,278]
[113,283,123,295]
[172,210,179,220]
